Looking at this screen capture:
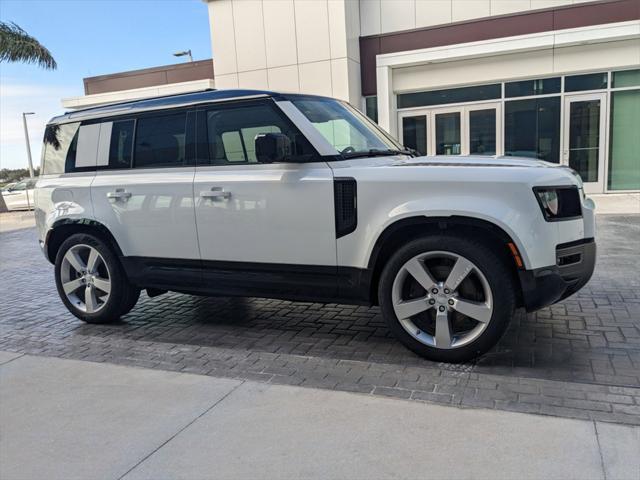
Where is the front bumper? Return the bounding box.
[518,238,596,312]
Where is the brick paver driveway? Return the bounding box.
[1,215,639,425]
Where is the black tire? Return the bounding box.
[54,233,138,324]
[378,235,515,363]
[119,286,141,317]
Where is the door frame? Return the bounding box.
[466,102,502,156]
[429,105,466,156]
[398,108,430,156]
[562,92,607,194]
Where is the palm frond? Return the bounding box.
[0,21,57,70]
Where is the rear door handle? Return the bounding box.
[200,187,231,200]
[107,189,132,201]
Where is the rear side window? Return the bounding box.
[206,102,316,164]
[109,120,134,169]
[134,112,187,168]
[42,122,80,174]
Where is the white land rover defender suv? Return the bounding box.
[34,90,596,362]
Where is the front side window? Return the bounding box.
[206,102,315,164]
[134,112,187,168]
[42,122,80,174]
[291,98,401,156]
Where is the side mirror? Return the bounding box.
[255,133,292,163]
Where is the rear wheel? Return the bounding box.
[378,235,515,363]
[54,233,139,324]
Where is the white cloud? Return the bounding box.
[0,80,77,170]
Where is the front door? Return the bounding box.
[193,100,337,299]
[399,102,502,156]
[563,93,607,193]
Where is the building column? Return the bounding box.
[376,65,396,137]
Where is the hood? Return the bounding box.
[391,155,558,168]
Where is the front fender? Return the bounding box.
[338,181,565,271]
[382,195,540,268]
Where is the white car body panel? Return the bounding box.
[329,155,594,270]
[34,173,94,242]
[194,162,336,266]
[91,167,200,259]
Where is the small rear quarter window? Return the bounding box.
[42,122,80,174]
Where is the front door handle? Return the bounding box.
[107,188,132,201]
[200,187,231,200]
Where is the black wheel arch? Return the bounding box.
[45,218,123,264]
[367,216,525,306]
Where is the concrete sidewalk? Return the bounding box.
[1,352,638,480]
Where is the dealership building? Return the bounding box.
[63,0,640,194]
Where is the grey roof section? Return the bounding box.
[49,89,289,125]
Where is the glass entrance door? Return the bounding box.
[434,109,462,155]
[563,93,606,193]
[398,102,501,157]
[468,105,500,155]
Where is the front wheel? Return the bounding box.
[378,235,515,363]
[54,233,139,324]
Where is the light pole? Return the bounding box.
[173,49,193,62]
[22,112,36,178]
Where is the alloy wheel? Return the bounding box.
[391,251,493,350]
[60,244,111,313]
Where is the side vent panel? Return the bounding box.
[334,177,357,239]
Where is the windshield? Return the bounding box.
[290,97,405,157]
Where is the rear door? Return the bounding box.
[193,99,337,299]
[90,109,200,288]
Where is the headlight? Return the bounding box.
[533,186,582,221]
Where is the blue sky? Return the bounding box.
[1,0,212,170]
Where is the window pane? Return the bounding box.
[505,77,560,98]
[134,112,187,168]
[292,98,399,154]
[242,126,281,162]
[207,103,316,164]
[469,109,496,155]
[609,90,640,190]
[402,116,427,155]
[74,124,101,170]
[397,84,501,109]
[612,69,640,88]
[565,73,607,92]
[365,96,378,123]
[42,122,80,174]
[435,112,461,155]
[505,97,560,163]
[568,100,601,182]
[109,120,134,169]
[220,131,246,162]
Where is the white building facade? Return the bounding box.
[205,0,640,194]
